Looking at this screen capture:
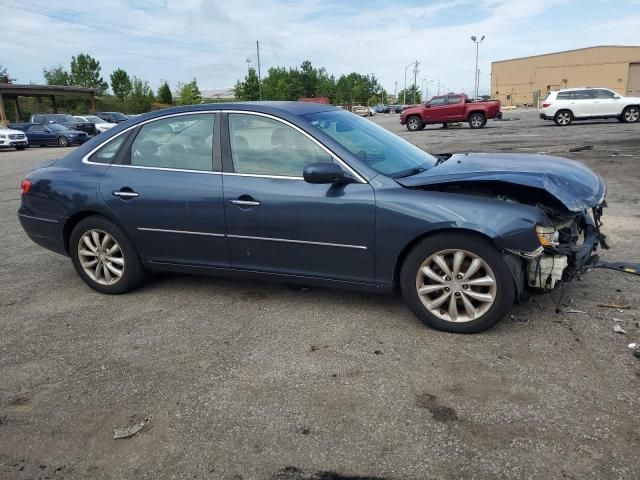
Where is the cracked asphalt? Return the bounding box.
[1,109,639,479]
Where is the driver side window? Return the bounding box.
[429,97,446,106]
[228,114,332,177]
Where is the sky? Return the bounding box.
[2,0,640,97]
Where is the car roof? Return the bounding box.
[138,101,337,119]
[554,87,613,92]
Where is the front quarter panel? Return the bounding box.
[373,181,543,286]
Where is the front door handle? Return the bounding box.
[113,189,139,198]
[230,199,260,207]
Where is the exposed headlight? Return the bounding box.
[535,225,560,247]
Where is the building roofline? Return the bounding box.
[492,45,640,64]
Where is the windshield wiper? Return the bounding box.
[392,167,427,179]
[433,153,453,167]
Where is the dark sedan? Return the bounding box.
[17,102,607,333]
[95,112,130,124]
[31,113,97,136]
[10,123,89,147]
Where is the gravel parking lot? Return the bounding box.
[1,109,639,479]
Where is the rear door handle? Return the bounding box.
[113,189,139,198]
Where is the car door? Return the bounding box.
[590,89,620,116]
[97,112,230,268]
[221,112,375,284]
[27,124,48,145]
[422,96,448,123]
[445,95,465,121]
[568,90,594,118]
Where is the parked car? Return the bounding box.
[10,123,88,147]
[374,105,391,114]
[95,112,130,124]
[539,88,640,126]
[74,115,117,134]
[17,102,607,333]
[389,104,404,113]
[0,126,28,150]
[30,113,97,136]
[400,94,502,130]
[351,105,372,116]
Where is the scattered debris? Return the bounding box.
[628,343,638,350]
[510,314,529,325]
[113,417,152,439]
[373,350,383,355]
[568,145,593,152]
[561,307,586,314]
[598,303,631,310]
[310,345,317,352]
[613,324,626,335]
[612,317,626,322]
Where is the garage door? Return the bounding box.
[628,63,640,96]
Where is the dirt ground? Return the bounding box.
[1,109,639,479]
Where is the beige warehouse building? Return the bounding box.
[491,45,640,107]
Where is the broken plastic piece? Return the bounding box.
[628,343,638,350]
[113,417,151,439]
[561,307,586,314]
[613,324,626,335]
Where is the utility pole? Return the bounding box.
[394,81,398,102]
[245,57,252,73]
[412,60,419,104]
[437,79,440,96]
[403,62,413,105]
[256,40,262,101]
[471,35,485,100]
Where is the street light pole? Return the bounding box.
[470,35,485,100]
[403,62,413,105]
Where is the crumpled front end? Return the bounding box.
[521,202,607,291]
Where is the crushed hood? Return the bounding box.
[397,153,606,212]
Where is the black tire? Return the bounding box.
[553,110,573,126]
[15,145,27,151]
[468,112,486,129]
[69,215,145,294]
[442,123,448,129]
[58,136,69,147]
[400,232,516,333]
[406,115,423,131]
[621,105,640,123]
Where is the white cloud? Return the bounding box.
[1,0,638,96]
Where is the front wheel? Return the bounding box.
[69,216,145,294]
[406,116,423,131]
[468,112,486,128]
[622,106,639,123]
[400,233,515,333]
[58,136,69,147]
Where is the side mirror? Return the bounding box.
[303,162,348,184]
[424,103,431,108]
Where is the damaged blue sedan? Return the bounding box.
[17,102,607,333]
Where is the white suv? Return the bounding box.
[0,126,28,150]
[539,88,640,126]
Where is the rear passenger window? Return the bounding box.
[129,114,215,171]
[90,135,127,164]
[447,95,462,104]
[557,92,571,100]
[229,114,331,177]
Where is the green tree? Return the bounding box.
[235,67,261,101]
[70,53,108,93]
[177,78,202,105]
[157,80,173,104]
[0,64,11,83]
[43,64,71,86]
[397,85,422,104]
[110,68,132,100]
[125,76,154,113]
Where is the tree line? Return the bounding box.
[235,60,387,105]
[40,53,202,114]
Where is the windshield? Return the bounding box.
[48,124,67,132]
[303,110,436,177]
[85,116,105,123]
[52,114,76,123]
[108,112,129,121]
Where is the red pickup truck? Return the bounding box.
[400,93,502,130]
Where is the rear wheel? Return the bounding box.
[622,106,639,123]
[468,112,486,129]
[58,136,69,147]
[69,216,145,294]
[554,110,573,126]
[400,233,515,333]
[406,116,423,131]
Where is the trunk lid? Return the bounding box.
[396,153,605,212]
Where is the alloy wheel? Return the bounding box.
[624,107,639,122]
[415,249,497,323]
[557,112,571,125]
[408,118,419,130]
[77,229,124,285]
[470,115,483,127]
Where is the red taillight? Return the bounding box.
[542,102,552,108]
[21,179,32,195]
